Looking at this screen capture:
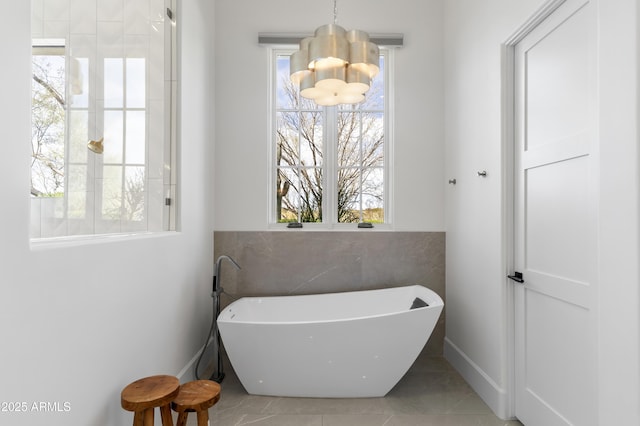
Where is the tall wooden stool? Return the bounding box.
[171,380,221,426]
[121,375,179,426]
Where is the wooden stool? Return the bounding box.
[171,380,221,426]
[121,375,179,426]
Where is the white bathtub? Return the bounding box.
[217,285,443,398]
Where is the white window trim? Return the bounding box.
[267,47,395,231]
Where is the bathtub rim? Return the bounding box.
[217,284,443,326]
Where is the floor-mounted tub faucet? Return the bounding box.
[195,255,241,383]
[213,255,241,296]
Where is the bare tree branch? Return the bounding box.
[33,74,66,107]
[277,73,384,223]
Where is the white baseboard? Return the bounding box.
[175,349,200,383]
[176,336,215,383]
[444,337,512,419]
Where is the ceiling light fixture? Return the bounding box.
[290,0,380,106]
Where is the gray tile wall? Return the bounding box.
[214,231,445,355]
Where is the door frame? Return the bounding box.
[500,0,569,420]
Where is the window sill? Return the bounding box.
[267,223,393,232]
[30,231,180,251]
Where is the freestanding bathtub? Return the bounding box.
[217,285,443,398]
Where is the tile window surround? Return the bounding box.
[214,231,445,356]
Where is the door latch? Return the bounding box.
[507,271,524,283]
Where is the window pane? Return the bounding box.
[278,111,324,167]
[338,168,361,223]
[31,53,66,197]
[362,112,384,167]
[126,111,146,164]
[67,165,87,219]
[126,58,146,108]
[123,166,145,221]
[277,112,300,166]
[276,167,323,223]
[299,112,323,166]
[299,167,323,222]
[68,190,87,219]
[276,55,296,109]
[362,167,384,223]
[338,111,361,167]
[68,110,88,163]
[339,200,361,223]
[337,167,384,223]
[103,110,124,163]
[68,165,87,193]
[102,165,122,219]
[277,168,299,222]
[104,58,123,108]
[365,56,384,110]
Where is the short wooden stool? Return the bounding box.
[171,380,221,426]
[121,375,180,426]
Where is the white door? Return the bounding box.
[512,0,597,425]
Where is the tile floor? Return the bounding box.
[187,354,523,426]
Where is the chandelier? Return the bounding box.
[289,0,380,106]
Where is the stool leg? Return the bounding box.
[143,408,154,426]
[133,411,144,426]
[159,404,173,426]
[176,412,189,426]
[197,409,209,426]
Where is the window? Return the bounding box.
[271,48,391,227]
[30,1,176,240]
[31,41,66,199]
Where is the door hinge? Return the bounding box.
[508,271,524,283]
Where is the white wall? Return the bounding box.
[596,0,640,423]
[213,0,445,232]
[0,1,215,425]
[443,0,545,416]
[444,0,640,422]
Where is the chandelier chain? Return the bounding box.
[333,0,338,24]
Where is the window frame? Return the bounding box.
[29,1,178,243]
[268,46,394,230]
